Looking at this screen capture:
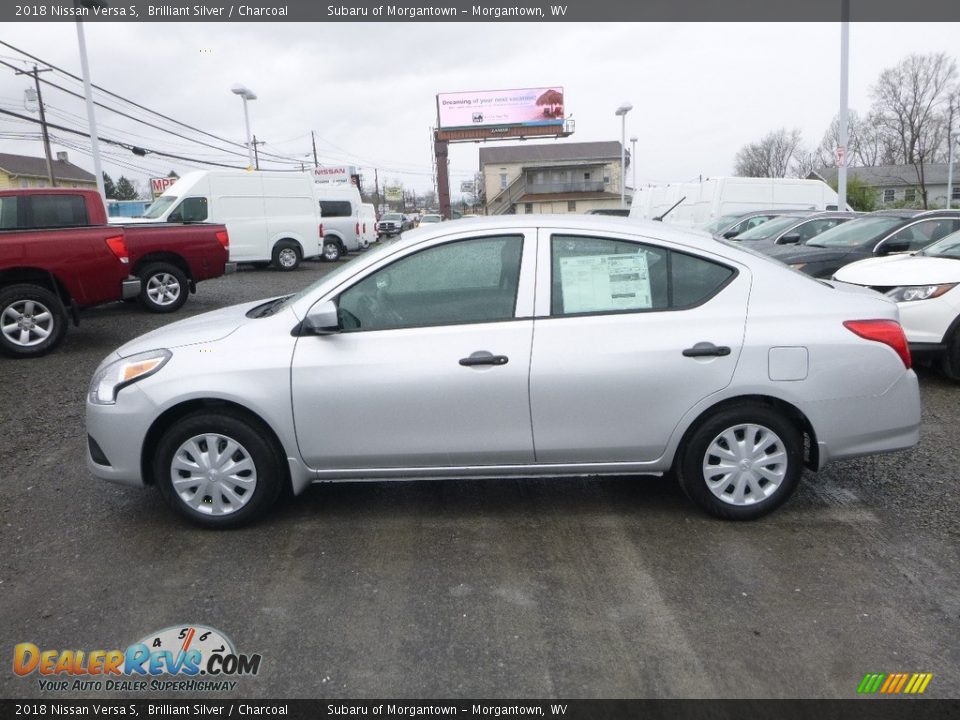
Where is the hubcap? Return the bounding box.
[169,433,257,516]
[1,299,54,347]
[323,244,339,261]
[278,248,298,268]
[702,423,787,506]
[146,273,181,306]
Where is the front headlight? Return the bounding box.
[88,349,171,405]
[885,283,957,303]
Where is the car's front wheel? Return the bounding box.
[154,410,285,528]
[677,403,803,520]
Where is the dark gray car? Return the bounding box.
[729,211,859,251]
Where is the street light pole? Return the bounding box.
[630,135,638,201]
[76,20,105,199]
[838,0,850,210]
[948,125,956,210]
[615,102,633,209]
[231,84,257,168]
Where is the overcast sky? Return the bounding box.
[0,21,957,198]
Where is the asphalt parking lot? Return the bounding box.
[1,251,958,699]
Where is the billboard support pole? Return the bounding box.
[435,133,451,220]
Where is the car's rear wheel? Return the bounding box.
[677,403,803,520]
[138,262,188,313]
[0,284,68,358]
[322,237,343,262]
[272,240,301,271]
[941,326,960,382]
[154,410,285,529]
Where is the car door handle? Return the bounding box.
[682,342,731,358]
[459,352,509,367]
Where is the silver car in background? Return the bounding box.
[86,216,921,528]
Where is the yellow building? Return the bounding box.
[0,151,97,189]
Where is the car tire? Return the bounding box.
[138,262,189,314]
[941,326,960,382]
[0,283,68,359]
[154,410,285,529]
[677,403,803,520]
[272,240,302,271]
[322,237,343,262]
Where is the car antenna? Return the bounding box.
[654,196,686,222]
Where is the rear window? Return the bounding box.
[25,194,89,228]
[0,197,17,229]
[319,200,353,218]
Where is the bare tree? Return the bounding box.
[870,52,958,207]
[734,128,804,178]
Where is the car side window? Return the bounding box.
[0,197,17,229]
[319,201,353,218]
[550,235,733,316]
[885,219,960,252]
[797,218,842,241]
[169,197,208,222]
[25,194,88,228]
[338,235,524,332]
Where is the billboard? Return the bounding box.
[150,176,178,197]
[384,186,403,202]
[313,165,358,186]
[436,87,565,131]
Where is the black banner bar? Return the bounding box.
[4,0,960,23]
[2,700,960,720]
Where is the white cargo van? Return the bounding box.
[630,177,844,228]
[314,184,363,261]
[358,203,377,249]
[121,171,321,271]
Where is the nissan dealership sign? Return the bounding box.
[314,165,359,186]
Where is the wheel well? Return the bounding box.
[675,394,819,471]
[323,233,346,249]
[140,399,292,491]
[0,267,72,306]
[275,238,304,255]
[133,253,192,282]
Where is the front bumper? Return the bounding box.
[86,383,158,487]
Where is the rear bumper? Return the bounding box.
[121,277,141,300]
[909,341,945,358]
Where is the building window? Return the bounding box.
[904,187,916,202]
[953,186,960,201]
[883,188,895,203]
[567,200,576,212]
[499,173,508,190]
[18,179,28,188]
[583,172,591,180]
[524,203,533,213]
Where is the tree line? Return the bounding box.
[734,52,959,208]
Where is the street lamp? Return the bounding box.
[231,83,257,169]
[630,135,638,204]
[75,0,107,198]
[615,102,633,208]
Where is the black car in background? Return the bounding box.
[766,210,960,278]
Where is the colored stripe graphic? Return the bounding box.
[858,673,932,695]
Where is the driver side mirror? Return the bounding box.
[878,240,910,256]
[304,300,340,335]
[722,229,740,239]
[779,232,801,245]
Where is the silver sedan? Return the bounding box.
[86,215,921,528]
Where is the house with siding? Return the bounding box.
[810,163,959,208]
[0,151,97,189]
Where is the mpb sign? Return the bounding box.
[150,177,178,197]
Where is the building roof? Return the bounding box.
[812,163,954,187]
[480,141,624,166]
[0,152,96,183]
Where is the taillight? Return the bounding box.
[319,223,324,238]
[215,230,229,249]
[363,223,367,233]
[355,222,360,236]
[104,235,129,264]
[844,320,911,369]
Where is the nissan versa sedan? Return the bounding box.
[730,211,857,251]
[86,216,921,528]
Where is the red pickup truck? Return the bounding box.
[0,188,231,358]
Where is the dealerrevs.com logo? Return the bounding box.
[14,625,262,692]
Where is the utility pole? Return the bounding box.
[17,65,55,187]
[251,135,264,170]
[311,130,319,167]
[374,168,381,213]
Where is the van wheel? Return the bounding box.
[0,284,68,358]
[677,403,803,520]
[272,241,301,271]
[322,237,342,262]
[138,262,188,313]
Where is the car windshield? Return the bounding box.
[917,230,960,259]
[141,196,177,219]
[700,214,742,234]
[806,216,903,248]
[734,215,802,240]
[420,215,441,223]
[382,213,402,221]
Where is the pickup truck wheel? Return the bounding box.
[0,284,67,358]
[272,241,301,271]
[322,237,343,262]
[138,262,188,313]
